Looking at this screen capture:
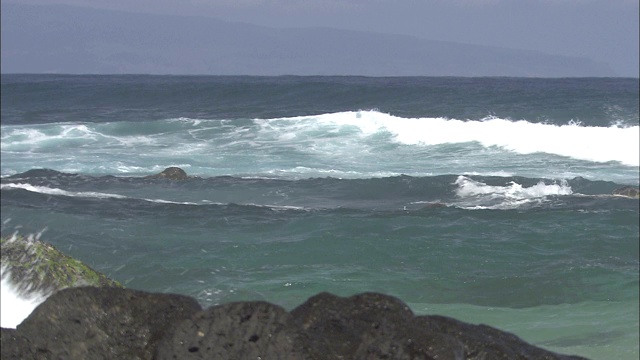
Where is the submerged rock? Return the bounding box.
[0,234,122,298]
[145,167,189,180]
[612,186,640,198]
[2,287,589,360]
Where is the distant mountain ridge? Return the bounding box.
[0,3,616,77]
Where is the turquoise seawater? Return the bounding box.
[1,75,639,359]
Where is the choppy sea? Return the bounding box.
[1,75,638,359]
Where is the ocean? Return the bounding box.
[1,74,638,359]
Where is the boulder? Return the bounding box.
[612,186,639,198]
[145,167,189,180]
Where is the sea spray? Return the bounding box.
[0,266,47,328]
[0,231,124,328]
[1,232,49,329]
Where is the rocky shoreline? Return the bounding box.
[2,286,589,360]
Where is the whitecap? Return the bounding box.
[453,175,572,210]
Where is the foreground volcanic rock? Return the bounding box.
[3,287,201,359]
[2,287,588,360]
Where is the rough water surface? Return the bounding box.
[1,75,638,359]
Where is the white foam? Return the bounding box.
[257,111,640,166]
[1,123,157,153]
[2,113,638,181]
[453,175,573,209]
[455,176,573,197]
[0,124,98,149]
[1,267,47,329]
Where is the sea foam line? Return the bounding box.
[0,183,201,205]
[0,183,129,199]
[0,183,308,210]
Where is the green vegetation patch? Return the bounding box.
[1,234,123,297]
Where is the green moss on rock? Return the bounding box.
[1,234,123,297]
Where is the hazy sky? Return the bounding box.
[11,0,640,76]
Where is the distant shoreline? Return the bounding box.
[2,3,619,77]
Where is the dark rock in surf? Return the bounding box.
[612,186,640,198]
[157,291,587,360]
[289,292,586,360]
[412,314,588,360]
[290,292,424,359]
[5,287,588,360]
[145,167,189,180]
[15,287,202,360]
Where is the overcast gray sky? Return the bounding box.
[10,0,640,76]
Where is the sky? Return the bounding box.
[8,0,640,77]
